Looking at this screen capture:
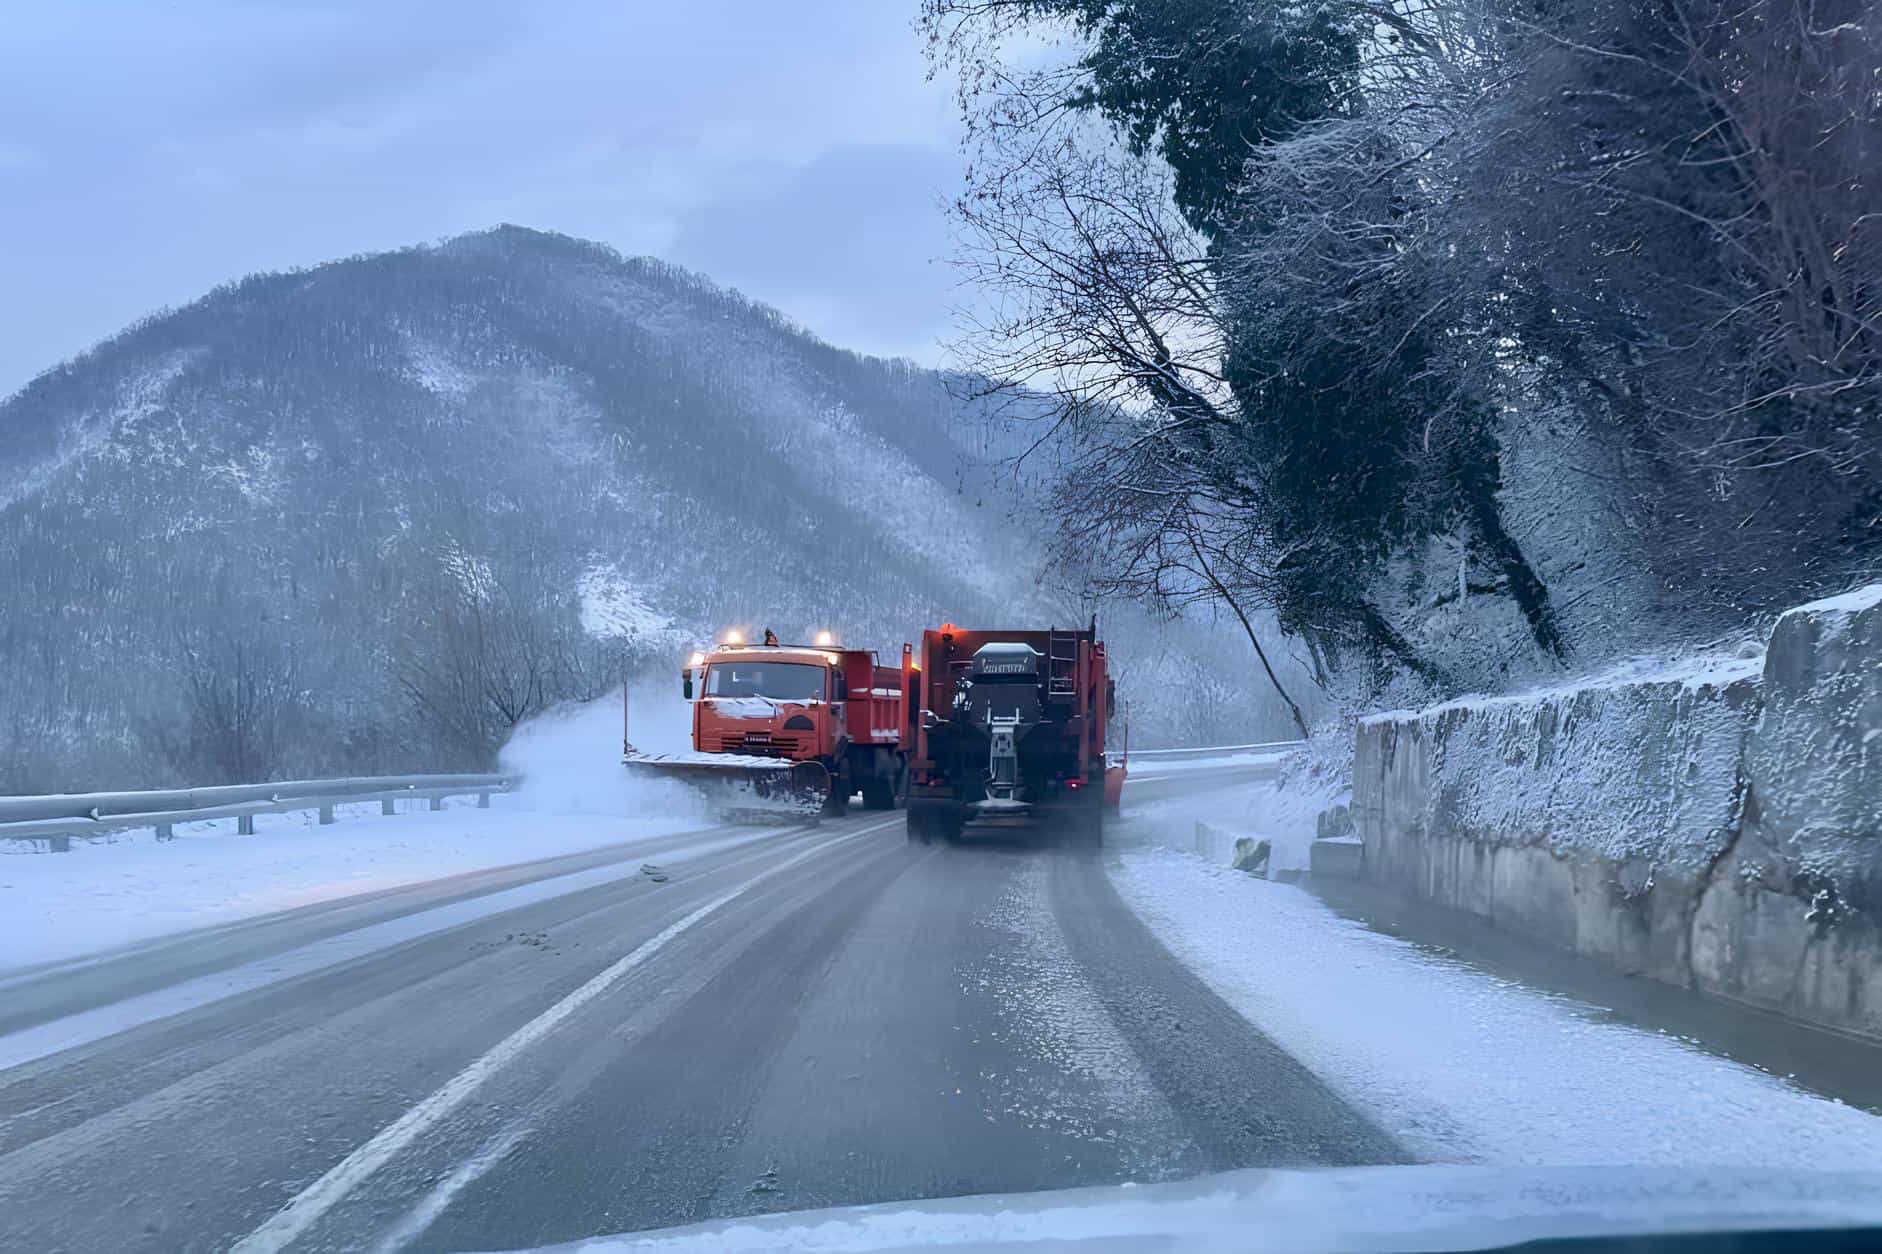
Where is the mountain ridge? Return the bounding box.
[0,225,1300,790]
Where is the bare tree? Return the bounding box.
[395,560,619,769]
[932,61,1364,706]
[149,624,305,784]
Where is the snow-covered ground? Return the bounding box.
[0,800,709,976]
[1125,769,1330,874]
[0,689,711,975]
[1110,835,1882,1167]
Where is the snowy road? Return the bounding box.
[4,764,1878,1252]
[0,771,1399,1253]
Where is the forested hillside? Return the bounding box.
[0,226,1299,790]
[924,0,1882,707]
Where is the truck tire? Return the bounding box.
[861,776,896,811]
[907,800,944,843]
[822,765,851,817]
[908,799,963,844]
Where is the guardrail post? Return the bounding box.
[318,803,335,825]
[382,798,396,816]
[238,814,255,836]
[476,791,490,809]
[428,796,444,812]
[49,834,70,853]
[156,823,174,841]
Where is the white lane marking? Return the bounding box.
[0,826,805,1073]
[367,1117,535,1254]
[372,812,910,1250]
[230,818,897,1254]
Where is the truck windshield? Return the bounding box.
[705,661,825,701]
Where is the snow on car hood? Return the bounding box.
[516,1165,1882,1253]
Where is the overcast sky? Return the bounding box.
[0,2,965,397]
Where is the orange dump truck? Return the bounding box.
[623,631,914,818]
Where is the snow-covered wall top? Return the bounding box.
[1356,582,1878,871]
[1351,582,1882,1038]
[1356,654,1763,871]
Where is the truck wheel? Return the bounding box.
[908,799,964,843]
[861,777,895,811]
[822,770,851,817]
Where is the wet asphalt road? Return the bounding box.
[0,777,1404,1252]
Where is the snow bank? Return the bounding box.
[0,687,713,973]
[1112,845,1882,1168]
[1129,774,1327,875]
[0,802,701,974]
[1353,581,1882,1040]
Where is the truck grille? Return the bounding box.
[716,735,801,756]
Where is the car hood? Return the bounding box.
[514,1165,1882,1253]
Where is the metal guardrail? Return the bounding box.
[1123,740,1304,763]
[0,774,514,851]
[0,739,1301,852]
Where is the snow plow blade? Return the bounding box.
[621,752,830,822]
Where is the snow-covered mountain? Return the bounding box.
[0,226,1305,789]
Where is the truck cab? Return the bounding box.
[689,646,848,762]
[679,635,914,813]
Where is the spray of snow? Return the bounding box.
[498,683,704,819]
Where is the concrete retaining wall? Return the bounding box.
[1352,585,1882,1039]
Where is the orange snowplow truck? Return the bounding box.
[623,630,913,818]
[906,623,1123,847]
